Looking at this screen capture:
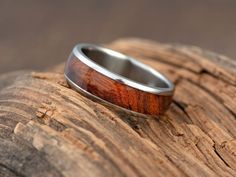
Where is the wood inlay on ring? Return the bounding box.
[65,54,173,115]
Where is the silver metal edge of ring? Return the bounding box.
[65,74,151,117]
[65,43,175,96]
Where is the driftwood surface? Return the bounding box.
[0,38,236,177]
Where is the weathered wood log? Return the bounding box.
[0,38,236,177]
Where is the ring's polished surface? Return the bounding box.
[64,43,174,116]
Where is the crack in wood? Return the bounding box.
[0,163,24,177]
[213,141,231,168]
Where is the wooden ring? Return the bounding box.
[64,43,174,116]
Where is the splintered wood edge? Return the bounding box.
[0,38,235,177]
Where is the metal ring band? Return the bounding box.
[64,43,175,115]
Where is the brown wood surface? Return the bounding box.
[0,38,236,177]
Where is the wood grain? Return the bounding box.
[65,54,173,115]
[0,38,236,177]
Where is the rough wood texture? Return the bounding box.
[0,38,236,177]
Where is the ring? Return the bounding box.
[64,43,174,116]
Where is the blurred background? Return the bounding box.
[0,0,236,74]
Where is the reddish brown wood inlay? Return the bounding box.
[65,54,173,115]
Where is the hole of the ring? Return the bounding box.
[81,47,169,89]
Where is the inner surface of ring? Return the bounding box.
[82,47,169,88]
